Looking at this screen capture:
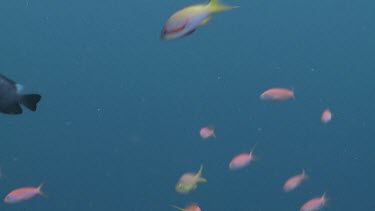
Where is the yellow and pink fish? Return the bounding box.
[161,0,238,40]
[175,165,206,194]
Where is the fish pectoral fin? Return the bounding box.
[199,17,213,26]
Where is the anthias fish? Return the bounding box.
[4,183,46,204]
[161,0,238,40]
[176,165,206,194]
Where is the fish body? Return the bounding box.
[4,183,45,204]
[300,193,327,211]
[176,165,206,194]
[161,0,238,40]
[260,88,294,101]
[321,109,332,124]
[170,203,201,211]
[283,170,308,192]
[0,74,41,114]
[229,144,257,170]
[200,126,216,139]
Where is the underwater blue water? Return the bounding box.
[0,0,374,210]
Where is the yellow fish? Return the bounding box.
[175,165,206,194]
[161,0,238,40]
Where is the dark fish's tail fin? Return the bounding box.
[20,94,41,111]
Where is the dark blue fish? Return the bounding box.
[0,74,41,114]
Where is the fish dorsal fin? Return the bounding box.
[0,74,16,85]
[249,143,257,155]
[302,169,308,179]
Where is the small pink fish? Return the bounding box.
[229,144,257,170]
[170,203,201,211]
[4,183,46,204]
[300,193,327,211]
[283,169,308,192]
[200,126,216,139]
[321,109,332,124]
[260,88,294,101]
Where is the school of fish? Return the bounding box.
[0,0,337,210]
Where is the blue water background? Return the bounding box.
[0,0,374,210]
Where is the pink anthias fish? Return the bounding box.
[283,169,308,192]
[170,203,201,211]
[321,108,332,124]
[200,126,216,139]
[300,193,328,211]
[260,88,295,101]
[229,144,257,170]
[4,183,46,204]
[161,0,238,40]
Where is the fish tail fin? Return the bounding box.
[20,94,41,111]
[208,125,216,138]
[250,143,261,161]
[302,169,308,179]
[322,192,330,206]
[291,87,296,99]
[198,177,207,183]
[38,182,48,198]
[250,143,257,155]
[170,204,185,211]
[196,164,204,177]
[208,0,239,13]
[195,164,206,182]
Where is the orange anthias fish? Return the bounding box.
[229,144,257,170]
[200,126,216,139]
[175,165,206,194]
[283,169,308,192]
[170,203,201,211]
[260,88,295,101]
[300,193,327,211]
[161,0,238,40]
[4,183,46,204]
[321,108,332,124]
